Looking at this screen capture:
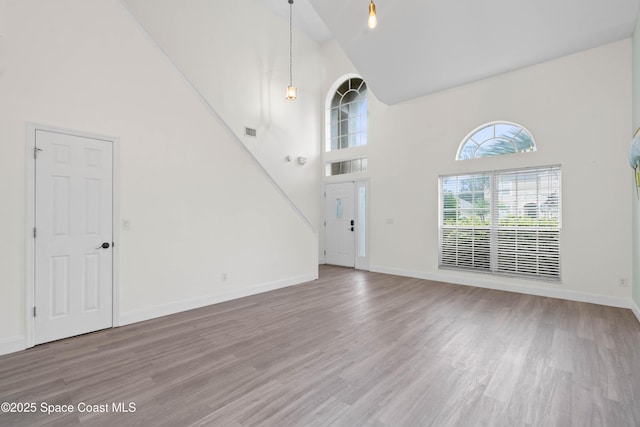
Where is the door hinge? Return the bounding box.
[33,307,36,317]
[324,221,326,227]
[324,250,326,255]
[34,147,42,159]
[33,227,37,238]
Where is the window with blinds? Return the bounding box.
[439,166,561,281]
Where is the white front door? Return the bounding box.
[325,182,355,267]
[34,130,113,344]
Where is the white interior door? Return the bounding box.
[34,130,113,344]
[325,182,355,267]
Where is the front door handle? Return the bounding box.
[97,242,110,249]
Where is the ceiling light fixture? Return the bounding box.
[368,0,377,29]
[286,0,297,101]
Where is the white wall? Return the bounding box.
[122,0,324,231]
[632,11,640,312]
[322,39,633,304]
[0,0,317,354]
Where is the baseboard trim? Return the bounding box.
[631,300,640,324]
[0,336,26,357]
[369,265,633,309]
[119,273,317,326]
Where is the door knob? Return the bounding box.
[97,242,110,249]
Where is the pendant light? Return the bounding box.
[368,0,377,29]
[286,0,297,100]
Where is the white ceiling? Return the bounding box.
[259,0,332,44]
[264,0,640,105]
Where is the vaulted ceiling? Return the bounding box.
[263,0,639,105]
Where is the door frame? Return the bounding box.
[25,123,121,348]
[323,178,370,270]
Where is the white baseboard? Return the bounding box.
[631,299,640,324]
[369,265,633,309]
[0,336,25,356]
[119,273,317,326]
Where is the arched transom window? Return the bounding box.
[329,77,368,151]
[457,122,536,160]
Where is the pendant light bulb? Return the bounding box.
[286,85,297,100]
[368,0,377,29]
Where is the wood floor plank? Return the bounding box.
[1,265,640,426]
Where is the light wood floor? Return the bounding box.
[1,266,640,426]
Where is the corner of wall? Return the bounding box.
[631,8,640,310]
[631,297,640,324]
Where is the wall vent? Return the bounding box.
[245,127,257,137]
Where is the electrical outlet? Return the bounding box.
[619,278,628,287]
[221,273,227,282]
[121,219,131,231]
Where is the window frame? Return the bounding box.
[456,121,537,160]
[325,157,368,177]
[326,76,368,152]
[439,165,562,282]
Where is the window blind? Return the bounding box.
[439,166,561,281]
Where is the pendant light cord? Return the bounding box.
[289,0,293,87]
